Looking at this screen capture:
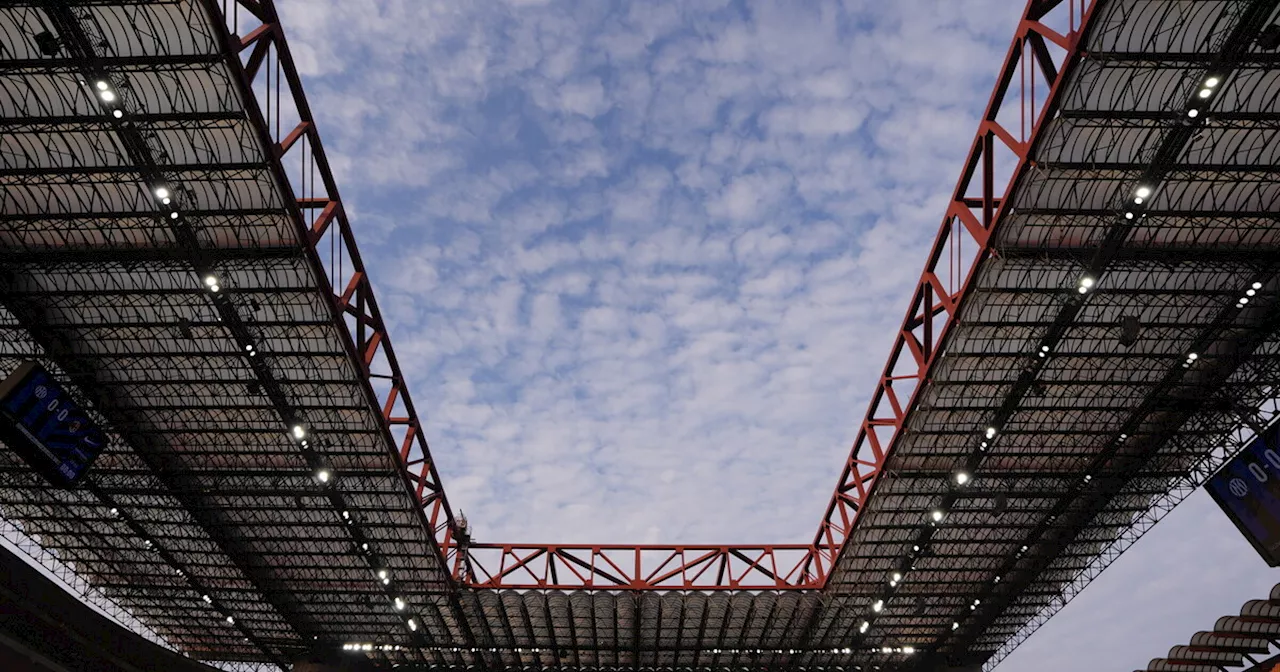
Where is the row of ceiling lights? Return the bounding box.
[86,74,425,649]
[85,75,262,644]
[855,70,1261,651]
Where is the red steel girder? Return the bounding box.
[204,0,468,579]
[201,0,1098,591]
[805,0,1095,582]
[464,544,823,591]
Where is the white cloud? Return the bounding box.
[557,77,611,118]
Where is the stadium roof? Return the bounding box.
[1,0,1279,670]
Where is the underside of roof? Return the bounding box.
[0,0,1278,671]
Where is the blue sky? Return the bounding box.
[276,1,1279,669]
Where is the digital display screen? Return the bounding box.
[0,361,105,486]
[1205,417,1280,567]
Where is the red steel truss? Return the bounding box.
[807,0,1092,584]
[213,0,1096,591]
[464,544,823,591]
[213,0,469,577]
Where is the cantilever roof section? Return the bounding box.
[820,0,1280,667]
[0,0,455,664]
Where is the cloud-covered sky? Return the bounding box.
[276,1,1279,668]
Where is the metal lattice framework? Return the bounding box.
[1,0,1280,670]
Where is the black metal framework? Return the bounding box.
[0,0,1278,671]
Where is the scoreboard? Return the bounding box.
[0,361,106,487]
[1205,416,1280,566]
